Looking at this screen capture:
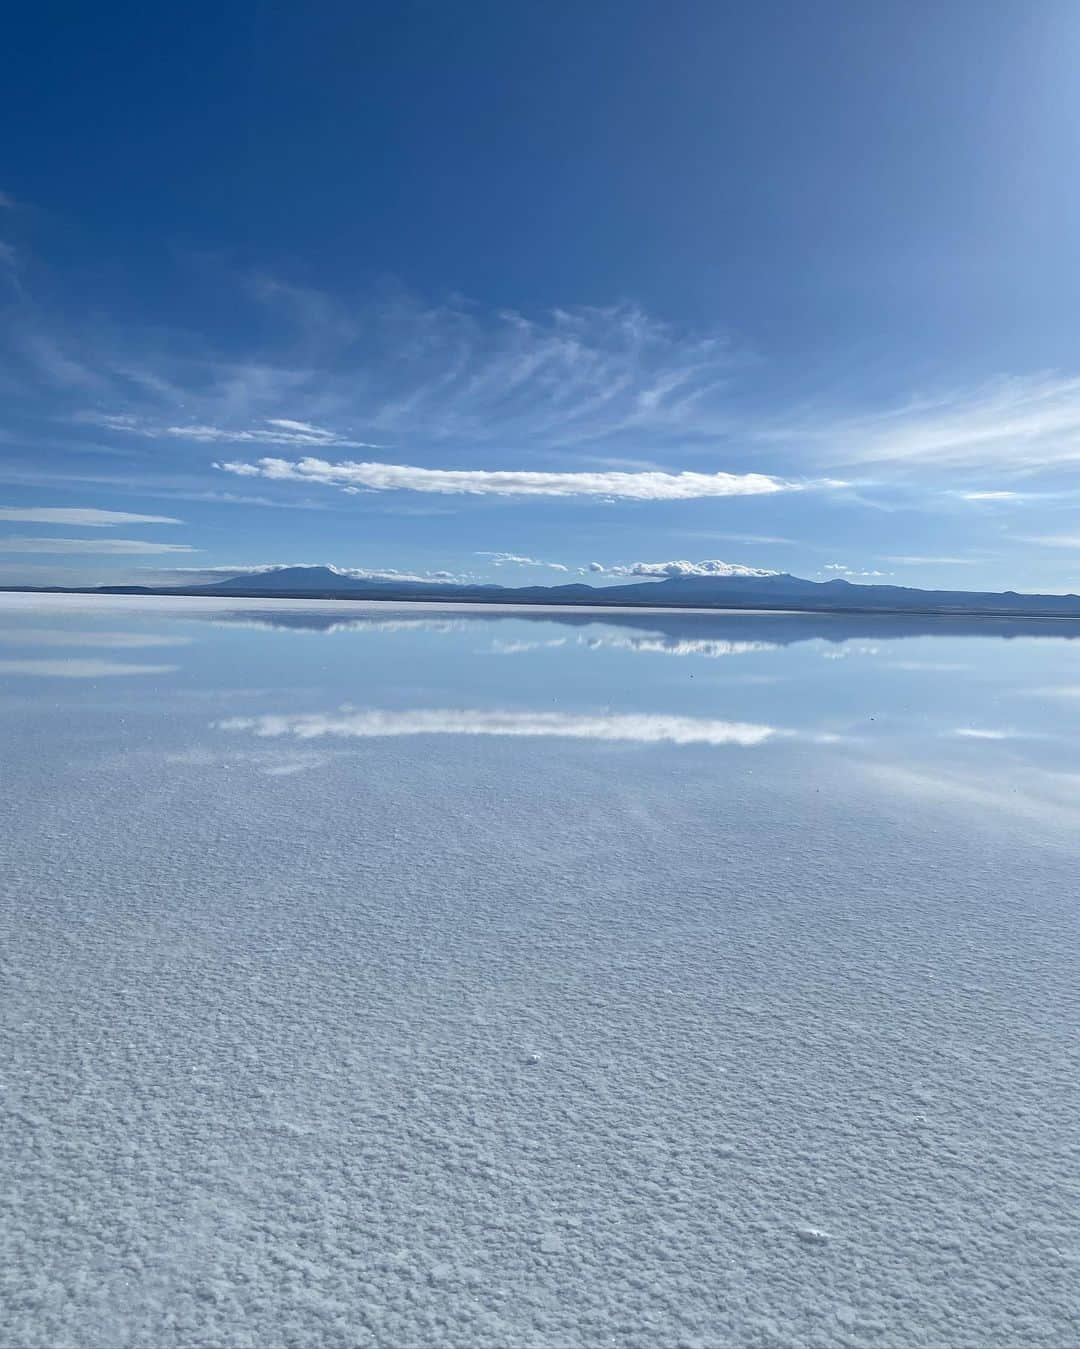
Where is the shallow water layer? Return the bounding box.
[1,594,1078,1348]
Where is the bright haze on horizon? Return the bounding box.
[3,3,1080,594]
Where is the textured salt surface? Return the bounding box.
[1,596,1079,1348]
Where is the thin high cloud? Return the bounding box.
[0,506,181,526]
[27,297,757,461]
[0,537,197,555]
[17,252,1080,510]
[586,558,777,577]
[216,457,805,500]
[478,552,570,571]
[219,707,783,747]
[86,414,383,450]
[794,372,1080,471]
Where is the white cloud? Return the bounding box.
[822,564,891,577]
[477,552,569,571]
[219,707,782,747]
[0,506,181,526]
[215,457,803,501]
[587,558,778,578]
[0,537,197,555]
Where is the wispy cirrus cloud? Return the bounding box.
[0,536,197,554]
[0,506,181,526]
[216,457,806,500]
[794,372,1080,472]
[24,297,755,463]
[478,551,569,571]
[85,414,383,451]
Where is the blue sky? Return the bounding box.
[4,0,1080,592]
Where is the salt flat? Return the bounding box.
[1,595,1078,1347]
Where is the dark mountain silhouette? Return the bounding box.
[184,564,1080,617]
[7,563,1080,619]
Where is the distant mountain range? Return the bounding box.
[9,563,1080,618]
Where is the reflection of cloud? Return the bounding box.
[164,746,334,775]
[0,659,177,677]
[864,761,1080,837]
[0,629,190,648]
[211,615,464,636]
[582,634,777,658]
[951,728,1023,740]
[219,708,782,747]
[490,637,568,654]
[822,645,879,661]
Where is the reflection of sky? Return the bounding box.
[4,593,1080,834]
[4,593,1080,1349]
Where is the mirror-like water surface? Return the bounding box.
[2,594,1078,1347]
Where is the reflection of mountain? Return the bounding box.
[204,605,1080,645]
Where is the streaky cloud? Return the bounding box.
[0,506,182,526]
[0,537,197,555]
[798,372,1080,471]
[216,457,807,500]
